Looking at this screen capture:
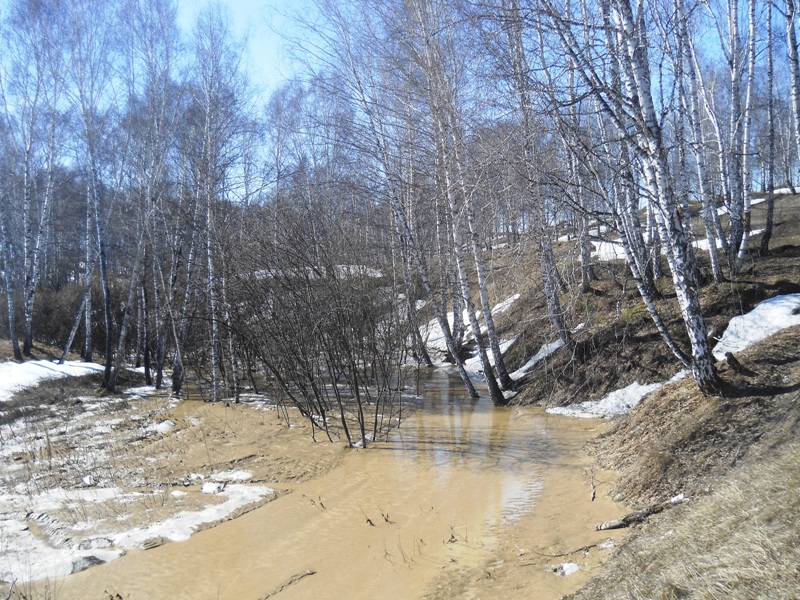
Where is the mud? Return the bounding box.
[12,372,628,599]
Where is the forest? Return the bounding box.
[0,0,795,445]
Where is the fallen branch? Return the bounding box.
[586,467,596,502]
[596,494,688,531]
[259,569,317,599]
[527,543,598,560]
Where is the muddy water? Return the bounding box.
[52,372,626,600]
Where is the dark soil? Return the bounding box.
[499,194,800,409]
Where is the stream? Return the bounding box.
[48,371,627,600]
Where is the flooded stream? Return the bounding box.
[46,372,628,600]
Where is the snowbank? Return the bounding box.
[712,294,800,360]
[549,293,800,419]
[422,294,520,358]
[547,371,689,419]
[0,360,104,402]
[464,337,517,373]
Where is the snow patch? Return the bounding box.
[548,371,689,419]
[150,419,176,435]
[0,360,104,403]
[112,484,274,547]
[422,294,520,357]
[510,324,584,381]
[713,294,800,360]
[693,229,764,252]
[464,337,517,373]
[511,340,564,380]
[212,470,252,482]
[591,239,626,262]
[553,562,580,576]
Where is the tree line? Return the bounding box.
[0,0,797,433]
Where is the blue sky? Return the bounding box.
[177,0,307,97]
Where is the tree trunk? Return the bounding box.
[505,0,570,345]
[761,0,776,256]
[108,228,146,392]
[0,208,22,361]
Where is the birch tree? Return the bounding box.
[63,0,121,386]
[501,0,571,346]
[538,0,722,393]
[401,0,510,401]
[307,0,480,397]
[761,0,776,255]
[188,5,251,401]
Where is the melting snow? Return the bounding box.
[547,377,680,419]
[591,228,767,262]
[712,294,800,360]
[422,294,520,358]
[550,293,800,419]
[0,360,105,402]
[0,361,275,585]
[553,562,581,576]
[112,484,274,547]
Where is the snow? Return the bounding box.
[553,562,581,576]
[510,340,564,380]
[0,360,104,402]
[716,196,768,215]
[590,239,626,262]
[464,337,517,373]
[492,293,521,315]
[151,419,176,434]
[201,482,226,494]
[212,470,253,482]
[112,484,274,547]
[712,294,800,360]
[693,229,764,252]
[773,187,797,195]
[510,324,585,381]
[591,228,768,262]
[550,293,800,420]
[422,294,520,358]
[547,372,693,419]
[0,359,275,585]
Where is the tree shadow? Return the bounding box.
[721,379,800,399]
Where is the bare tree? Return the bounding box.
[64,0,121,385]
[761,0,777,255]
[538,0,721,393]
[306,0,480,397]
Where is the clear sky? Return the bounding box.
[178,0,307,98]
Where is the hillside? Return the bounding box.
[490,193,800,599]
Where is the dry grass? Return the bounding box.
[587,326,800,506]
[571,440,800,600]
[568,325,800,600]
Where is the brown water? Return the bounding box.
[50,372,626,600]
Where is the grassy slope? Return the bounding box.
[569,327,800,599]
[486,195,800,599]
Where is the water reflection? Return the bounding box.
[378,371,549,533]
[385,372,551,475]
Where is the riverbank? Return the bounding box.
[568,324,800,599]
